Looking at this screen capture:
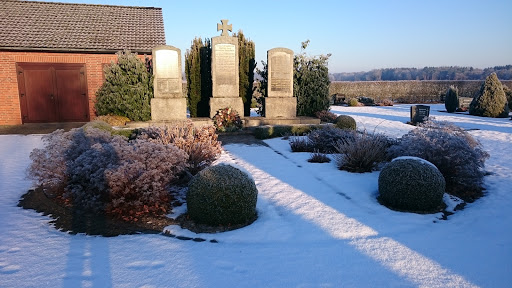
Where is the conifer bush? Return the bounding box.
[95,50,153,121]
[445,85,459,113]
[187,164,258,226]
[502,85,512,110]
[388,120,489,201]
[378,157,445,212]
[136,122,222,174]
[469,73,508,118]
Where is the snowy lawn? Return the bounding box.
[1,104,511,287]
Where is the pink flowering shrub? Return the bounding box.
[136,122,222,174]
[28,126,189,221]
[212,107,243,132]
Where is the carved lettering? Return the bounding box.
[270,53,291,93]
[215,44,236,85]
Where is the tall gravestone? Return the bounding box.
[151,45,187,121]
[264,48,296,118]
[210,19,244,118]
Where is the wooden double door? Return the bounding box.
[16,63,89,123]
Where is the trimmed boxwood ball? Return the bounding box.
[334,115,356,130]
[187,164,258,226]
[378,157,445,212]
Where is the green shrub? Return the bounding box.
[444,86,459,113]
[469,73,508,118]
[95,50,153,121]
[502,85,512,110]
[253,124,321,139]
[83,120,132,138]
[334,115,357,130]
[348,98,360,107]
[212,107,243,132]
[378,157,445,212]
[94,115,130,126]
[187,164,258,226]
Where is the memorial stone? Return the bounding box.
[410,105,430,124]
[151,45,187,121]
[264,48,296,118]
[210,19,244,118]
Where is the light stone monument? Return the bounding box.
[151,45,187,121]
[209,19,244,118]
[264,48,296,118]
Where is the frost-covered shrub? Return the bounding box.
[388,120,489,201]
[289,136,314,152]
[308,152,331,163]
[212,107,243,132]
[307,126,355,153]
[445,86,459,113]
[469,73,508,118]
[137,122,222,174]
[378,157,445,212]
[315,110,338,123]
[334,132,391,173]
[104,140,188,221]
[334,115,357,130]
[28,127,189,221]
[187,164,258,226]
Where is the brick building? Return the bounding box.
[0,0,165,125]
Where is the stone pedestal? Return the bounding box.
[151,98,187,121]
[151,45,186,121]
[263,97,296,118]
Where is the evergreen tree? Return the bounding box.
[95,50,153,121]
[234,30,256,116]
[469,73,509,118]
[445,85,459,113]
[185,38,212,117]
[294,40,331,116]
[255,60,268,116]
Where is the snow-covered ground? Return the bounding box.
[1,104,511,287]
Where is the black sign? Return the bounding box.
[410,105,430,124]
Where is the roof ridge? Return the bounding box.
[8,0,161,10]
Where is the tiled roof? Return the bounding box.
[0,0,166,52]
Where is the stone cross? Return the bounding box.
[217,19,232,36]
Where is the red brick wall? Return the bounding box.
[0,51,149,125]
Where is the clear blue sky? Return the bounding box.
[32,0,512,73]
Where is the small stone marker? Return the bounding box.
[210,19,243,118]
[264,48,296,118]
[151,45,186,120]
[410,105,430,124]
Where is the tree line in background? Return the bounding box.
[330,65,512,81]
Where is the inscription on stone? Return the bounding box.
[410,105,430,124]
[154,49,181,94]
[215,44,236,85]
[270,53,292,92]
